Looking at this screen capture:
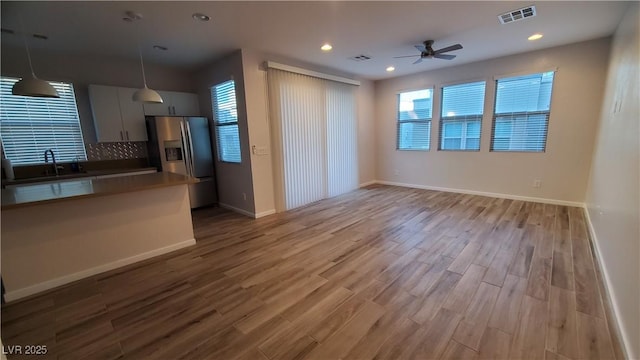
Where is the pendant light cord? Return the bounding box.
[19,14,36,78]
[134,18,148,88]
[137,41,148,88]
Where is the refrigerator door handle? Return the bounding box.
[179,121,193,177]
[184,121,196,177]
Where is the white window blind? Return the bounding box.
[491,71,555,152]
[267,68,358,211]
[397,88,432,150]
[0,77,86,165]
[211,80,241,163]
[439,81,486,151]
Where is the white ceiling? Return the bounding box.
[0,1,630,80]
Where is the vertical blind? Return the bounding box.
[268,68,358,211]
[439,81,486,151]
[211,80,241,163]
[0,77,86,165]
[491,71,555,152]
[326,82,358,198]
[397,89,432,150]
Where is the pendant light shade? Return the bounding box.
[12,15,59,98]
[127,11,163,104]
[12,75,59,98]
[132,85,163,103]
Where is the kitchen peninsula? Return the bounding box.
[1,172,197,301]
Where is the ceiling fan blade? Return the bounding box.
[414,44,426,52]
[413,57,423,64]
[394,55,420,58]
[434,54,456,60]
[434,44,463,54]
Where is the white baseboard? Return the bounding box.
[4,239,196,302]
[219,202,256,218]
[219,202,275,218]
[255,209,276,218]
[375,180,584,207]
[359,180,377,188]
[582,206,631,360]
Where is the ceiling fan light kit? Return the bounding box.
[394,39,463,64]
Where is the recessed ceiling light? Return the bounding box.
[528,33,543,41]
[321,43,333,51]
[153,45,168,51]
[192,13,210,22]
[386,66,395,72]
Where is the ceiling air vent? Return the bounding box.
[498,5,536,24]
[349,54,372,62]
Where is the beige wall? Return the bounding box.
[192,50,256,215]
[1,45,194,143]
[357,79,376,185]
[375,38,611,204]
[241,49,276,216]
[585,3,639,358]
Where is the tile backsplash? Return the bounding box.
[86,142,148,161]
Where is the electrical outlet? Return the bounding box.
[394,169,400,176]
[533,179,542,188]
[242,193,247,201]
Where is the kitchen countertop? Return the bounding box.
[1,172,197,210]
[1,167,158,187]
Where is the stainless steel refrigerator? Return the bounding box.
[146,116,217,208]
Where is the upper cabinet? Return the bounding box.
[89,85,147,142]
[89,86,200,143]
[143,91,200,116]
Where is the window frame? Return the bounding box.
[490,71,556,153]
[396,87,434,151]
[211,79,242,164]
[0,76,87,165]
[438,80,486,152]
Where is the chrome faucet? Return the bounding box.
[44,149,63,176]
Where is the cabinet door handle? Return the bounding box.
[120,131,123,140]
[126,131,129,140]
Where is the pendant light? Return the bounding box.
[127,11,163,104]
[12,15,59,98]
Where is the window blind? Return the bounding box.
[211,80,241,163]
[491,71,555,152]
[267,68,358,211]
[0,77,86,165]
[397,88,432,150]
[439,81,486,151]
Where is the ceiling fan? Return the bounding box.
[394,40,463,64]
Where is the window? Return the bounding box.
[0,77,86,165]
[397,88,432,150]
[439,81,486,151]
[211,80,241,163]
[491,71,555,152]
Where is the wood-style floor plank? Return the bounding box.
[0,185,622,360]
[546,286,579,359]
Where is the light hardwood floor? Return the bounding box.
[1,185,623,359]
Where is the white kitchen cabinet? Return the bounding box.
[143,91,200,116]
[117,87,147,141]
[89,85,147,142]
